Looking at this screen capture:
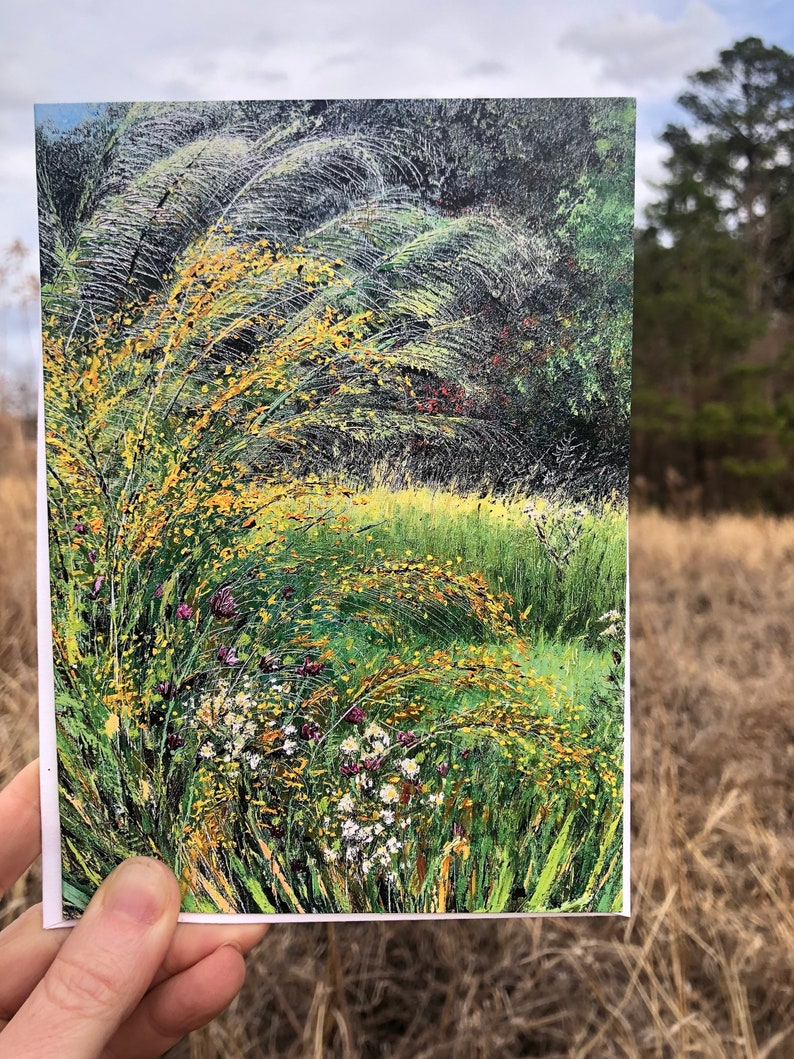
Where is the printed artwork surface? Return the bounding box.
[36,99,633,919]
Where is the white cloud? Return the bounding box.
[635,136,670,219]
[561,1,729,93]
[0,140,32,185]
[0,116,37,253]
[0,0,612,104]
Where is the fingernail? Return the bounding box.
[102,857,173,925]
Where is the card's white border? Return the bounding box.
[37,365,66,928]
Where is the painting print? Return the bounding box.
[36,99,633,920]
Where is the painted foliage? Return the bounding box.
[37,99,633,916]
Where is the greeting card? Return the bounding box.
[36,99,632,922]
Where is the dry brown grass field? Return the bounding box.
[1,421,792,1058]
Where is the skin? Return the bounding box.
[0,761,268,1059]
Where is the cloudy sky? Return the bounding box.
[1,0,792,368]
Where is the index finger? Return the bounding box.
[0,761,41,899]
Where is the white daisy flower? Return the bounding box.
[380,783,399,804]
[338,793,355,814]
[400,758,420,779]
[364,723,389,746]
[340,736,359,755]
[341,819,360,840]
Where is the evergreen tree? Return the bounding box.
[652,37,794,312]
[633,37,794,510]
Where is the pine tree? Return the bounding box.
[634,37,794,509]
[652,36,794,312]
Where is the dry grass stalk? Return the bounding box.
[1,435,792,1056]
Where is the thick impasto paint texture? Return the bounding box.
[37,99,632,917]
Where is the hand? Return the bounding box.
[0,761,268,1059]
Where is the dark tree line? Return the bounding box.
[632,37,794,511]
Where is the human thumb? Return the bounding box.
[0,857,180,1059]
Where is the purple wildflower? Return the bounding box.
[436,761,450,777]
[73,522,87,534]
[301,722,322,742]
[397,730,417,748]
[209,586,237,619]
[217,645,239,665]
[176,602,193,620]
[460,748,472,760]
[154,583,164,599]
[165,732,185,751]
[452,822,467,838]
[343,706,366,725]
[296,657,325,677]
[89,575,104,599]
[259,652,282,673]
[363,756,384,772]
[156,680,177,699]
[88,550,97,564]
[340,763,361,777]
[281,585,296,600]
